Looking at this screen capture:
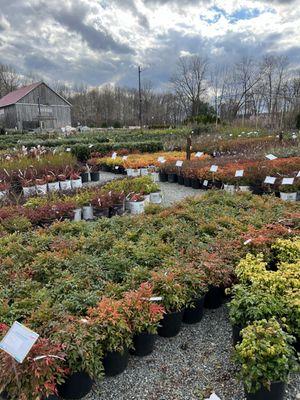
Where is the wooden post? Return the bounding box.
[186,134,192,161]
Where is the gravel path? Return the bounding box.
[85,305,299,400]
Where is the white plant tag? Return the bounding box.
[176,160,183,167]
[210,165,218,172]
[195,152,203,158]
[111,152,117,159]
[122,156,128,160]
[89,144,94,148]
[149,297,163,301]
[244,239,252,245]
[203,180,208,187]
[266,154,277,160]
[205,393,221,400]
[264,176,276,184]
[158,157,165,163]
[235,170,244,177]
[297,171,300,178]
[282,178,294,185]
[0,322,39,363]
[115,166,119,170]
[66,148,71,152]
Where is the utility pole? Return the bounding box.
[138,66,142,129]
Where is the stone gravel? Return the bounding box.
[84,305,299,400]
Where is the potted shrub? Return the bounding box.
[278,183,298,202]
[109,192,126,216]
[123,282,165,357]
[35,178,48,196]
[0,181,9,199]
[82,201,94,221]
[150,268,187,338]
[80,166,90,183]
[234,318,298,400]
[88,297,132,376]
[46,173,60,192]
[126,193,145,215]
[70,172,83,190]
[21,178,36,197]
[58,174,72,192]
[91,194,111,219]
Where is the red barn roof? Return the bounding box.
[0,82,42,108]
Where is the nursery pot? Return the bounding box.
[71,178,83,189]
[212,180,222,189]
[232,324,243,346]
[23,185,36,197]
[245,382,285,400]
[167,173,178,183]
[191,178,201,189]
[127,200,145,215]
[59,180,72,191]
[204,286,223,309]
[130,331,156,357]
[57,371,93,400]
[159,171,168,182]
[73,208,82,222]
[103,348,129,376]
[183,296,205,324]
[177,175,184,185]
[158,310,184,338]
[90,171,100,182]
[110,203,125,216]
[150,191,162,204]
[150,172,160,183]
[82,206,94,220]
[280,192,297,202]
[183,177,192,187]
[238,185,251,192]
[140,168,149,176]
[0,190,8,199]
[94,207,110,219]
[48,181,60,192]
[36,183,48,195]
[81,172,89,183]
[224,184,235,194]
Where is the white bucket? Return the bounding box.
[71,178,83,190]
[126,168,134,177]
[224,184,235,194]
[73,208,82,221]
[150,192,162,204]
[131,169,140,177]
[0,190,8,199]
[60,180,72,191]
[23,186,36,197]
[129,200,145,215]
[144,194,150,204]
[150,172,159,183]
[238,186,251,192]
[36,184,48,196]
[82,206,94,220]
[140,168,148,176]
[48,182,60,192]
[280,192,297,202]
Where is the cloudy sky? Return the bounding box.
[0,0,299,90]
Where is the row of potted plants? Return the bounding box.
[0,191,298,399]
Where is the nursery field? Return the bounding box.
[0,127,299,400]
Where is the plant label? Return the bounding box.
[297,171,300,178]
[88,144,94,148]
[203,180,208,187]
[205,393,221,400]
[195,152,203,158]
[282,178,294,185]
[244,239,252,245]
[66,148,71,152]
[115,166,119,170]
[158,157,165,163]
[264,176,276,184]
[210,165,218,172]
[266,154,277,160]
[0,322,39,363]
[111,152,117,159]
[235,170,244,177]
[149,297,163,301]
[176,160,183,167]
[122,156,128,160]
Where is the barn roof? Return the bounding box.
[0,81,71,108]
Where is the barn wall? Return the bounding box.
[20,83,68,107]
[15,103,71,129]
[0,105,17,129]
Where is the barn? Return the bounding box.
[0,81,72,131]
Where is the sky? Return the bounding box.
[0,0,300,90]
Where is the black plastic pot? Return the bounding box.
[212,180,222,189]
[232,324,243,346]
[295,336,300,353]
[177,175,184,185]
[93,207,110,218]
[130,331,156,357]
[57,372,93,400]
[80,172,89,183]
[90,171,100,182]
[183,296,205,324]
[245,382,285,400]
[110,203,125,217]
[250,184,264,195]
[183,177,192,187]
[167,173,178,183]
[191,178,201,189]
[204,286,223,309]
[159,172,168,182]
[158,310,184,338]
[103,348,129,376]
[101,165,111,172]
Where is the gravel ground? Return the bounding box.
[84,305,299,400]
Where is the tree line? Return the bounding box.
[0,53,300,129]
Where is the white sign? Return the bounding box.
[282,178,294,185]
[0,322,39,363]
[210,165,218,173]
[235,170,244,177]
[157,157,165,163]
[266,154,277,161]
[88,144,94,148]
[195,152,203,158]
[176,160,183,167]
[149,297,163,301]
[111,152,117,159]
[203,180,208,187]
[264,176,276,184]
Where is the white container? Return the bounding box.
[140,168,148,176]
[36,184,48,196]
[82,206,94,220]
[73,208,82,222]
[48,182,60,192]
[0,190,8,199]
[23,186,36,197]
[150,172,159,183]
[238,186,251,192]
[128,200,145,215]
[280,192,297,202]
[150,192,163,204]
[59,180,72,191]
[126,168,134,177]
[71,178,83,190]
[144,194,150,204]
[131,169,140,177]
[224,184,235,194]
